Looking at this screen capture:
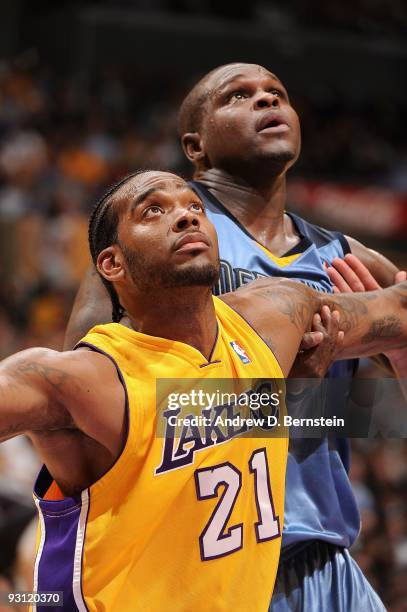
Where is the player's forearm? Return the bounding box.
[0,373,31,441]
[64,265,112,350]
[0,369,49,442]
[321,282,407,358]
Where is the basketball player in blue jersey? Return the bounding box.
[64,65,406,610]
[176,64,407,611]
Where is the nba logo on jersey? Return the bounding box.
[230,341,251,364]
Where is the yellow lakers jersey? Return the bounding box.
[33,297,288,611]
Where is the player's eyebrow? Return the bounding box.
[215,72,283,95]
[130,183,190,211]
[131,187,158,211]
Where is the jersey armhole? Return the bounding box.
[73,341,131,499]
[336,233,351,256]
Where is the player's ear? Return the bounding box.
[181,132,206,164]
[97,246,125,283]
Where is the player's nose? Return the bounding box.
[172,208,200,232]
[253,91,279,110]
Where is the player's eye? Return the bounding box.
[228,90,247,102]
[190,202,204,213]
[143,204,164,218]
[268,89,281,97]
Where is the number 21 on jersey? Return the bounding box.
[194,447,280,561]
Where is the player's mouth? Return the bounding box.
[173,232,211,254]
[256,111,289,134]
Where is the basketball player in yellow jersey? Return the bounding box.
[1,170,407,612]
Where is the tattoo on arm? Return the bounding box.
[254,278,407,357]
[0,354,78,439]
[257,285,316,333]
[13,358,74,393]
[324,283,407,347]
[322,294,370,333]
[361,316,402,344]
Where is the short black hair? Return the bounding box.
[88,170,147,322]
[178,76,212,137]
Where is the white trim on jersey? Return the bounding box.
[32,498,47,612]
[72,489,90,612]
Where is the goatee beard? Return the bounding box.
[121,244,220,290]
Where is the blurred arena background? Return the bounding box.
[0,1,406,610]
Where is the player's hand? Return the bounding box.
[289,306,344,379]
[299,329,324,351]
[327,253,382,293]
[327,253,407,294]
[327,254,407,375]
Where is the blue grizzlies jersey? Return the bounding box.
[191,181,360,550]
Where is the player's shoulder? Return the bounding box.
[27,345,112,370]
[221,276,312,314]
[345,235,398,286]
[66,347,121,387]
[15,347,119,396]
[288,211,351,253]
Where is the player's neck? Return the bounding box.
[122,287,218,360]
[194,168,299,256]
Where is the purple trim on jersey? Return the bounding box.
[199,360,222,368]
[198,322,220,367]
[35,475,83,611]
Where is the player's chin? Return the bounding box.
[170,259,220,287]
[262,143,298,161]
[255,136,298,158]
[177,253,219,273]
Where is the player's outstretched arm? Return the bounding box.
[327,253,407,376]
[252,277,407,362]
[63,265,113,350]
[321,282,407,360]
[0,348,124,450]
[225,277,407,376]
[0,348,76,443]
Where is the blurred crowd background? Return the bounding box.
[0,1,406,610]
